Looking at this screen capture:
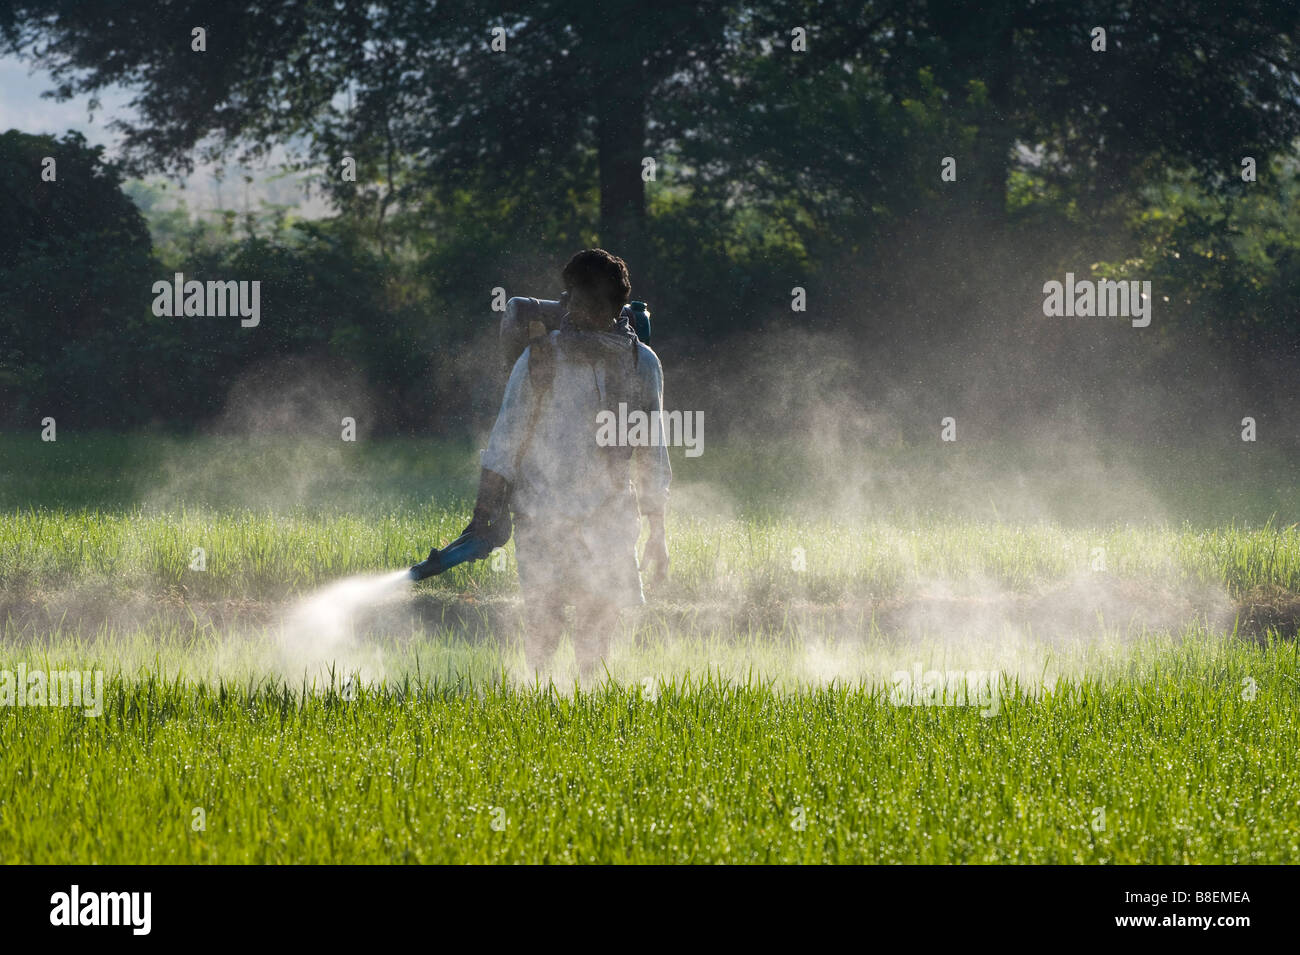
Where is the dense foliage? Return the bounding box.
[1,2,1298,436]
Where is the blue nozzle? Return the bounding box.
[409,535,494,581]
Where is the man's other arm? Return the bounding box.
[633,347,671,581]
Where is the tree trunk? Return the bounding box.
[595,70,650,295]
[973,23,1015,222]
[931,0,1015,222]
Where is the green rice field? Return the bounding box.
[1,433,1297,863]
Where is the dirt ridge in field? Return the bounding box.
[2,574,1295,644]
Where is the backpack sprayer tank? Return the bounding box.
[499,295,651,373]
[409,294,653,581]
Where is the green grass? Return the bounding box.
[1,632,1296,863]
[1,432,1298,863]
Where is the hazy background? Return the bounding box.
[1,0,1298,458]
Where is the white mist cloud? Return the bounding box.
[278,570,412,687]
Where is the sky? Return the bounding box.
[0,54,330,218]
[0,55,134,146]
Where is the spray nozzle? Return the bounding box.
[408,534,494,581]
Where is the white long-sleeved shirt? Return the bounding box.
[481,326,671,525]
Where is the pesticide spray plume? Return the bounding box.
[277,569,414,688]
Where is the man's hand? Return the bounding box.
[463,468,512,549]
[641,511,669,584]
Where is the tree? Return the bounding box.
[0,129,158,427]
[0,0,745,292]
[678,0,1300,225]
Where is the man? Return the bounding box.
[463,249,671,679]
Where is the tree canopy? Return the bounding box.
[2,1,1299,434]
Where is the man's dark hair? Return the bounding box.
[561,248,631,317]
